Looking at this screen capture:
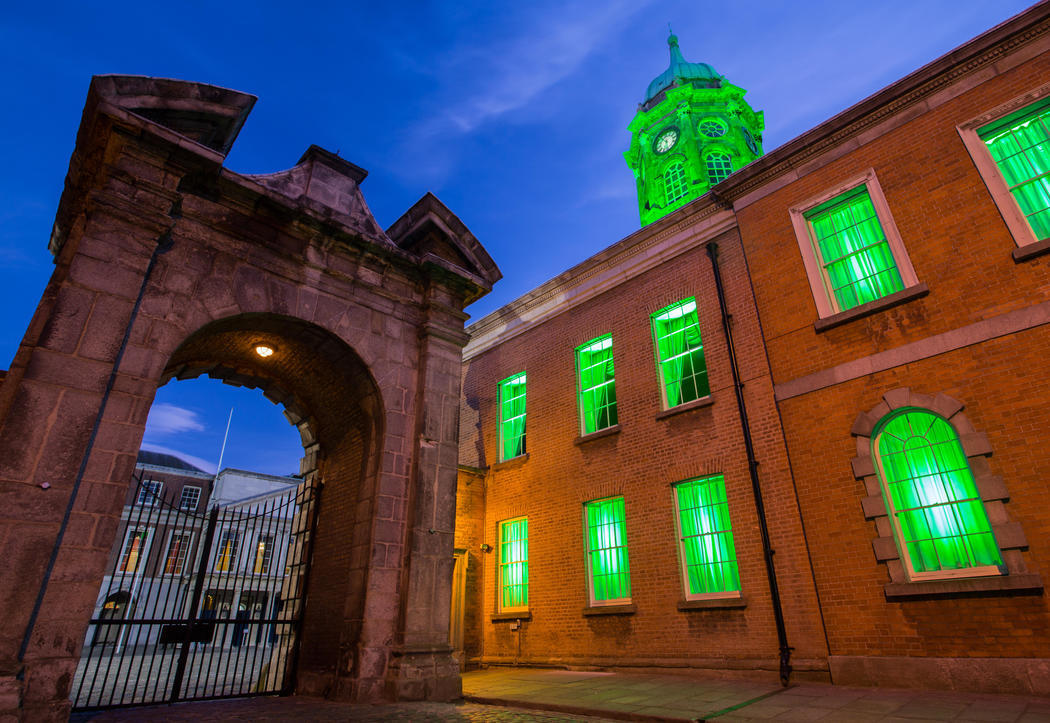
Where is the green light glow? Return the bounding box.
[576,335,617,434]
[498,372,527,460]
[585,497,630,602]
[805,186,904,311]
[626,34,765,226]
[675,475,740,595]
[651,298,709,407]
[500,518,528,611]
[874,409,1002,575]
[979,100,1050,241]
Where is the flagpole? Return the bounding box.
[216,407,233,473]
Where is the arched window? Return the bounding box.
[663,162,689,205]
[706,152,733,184]
[873,408,1002,579]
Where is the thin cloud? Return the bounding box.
[139,442,217,475]
[144,403,205,436]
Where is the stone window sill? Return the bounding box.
[656,395,714,420]
[1012,238,1050,263]
[491,611,532,622]
[813,283,929,333]
[677,594,747,611]
[582,603,636,616]
[492,453,529,471]
[574,425,621,446]
[884,573,1042,600]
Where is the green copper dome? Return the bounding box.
[644,33,721,104]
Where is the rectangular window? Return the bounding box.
[789,169,919,320]
[584,497,630,605]
[498,373,527,460]
[253,535,275,575]
[576,335,618,435]
[136,480,163,506]
[179,485,201,511]
[118,528,149,573]
[674,476,741,599]
[963,94,1050,249]
[651,298,709,408]
[163,532,193,575]
[214,530,240,572]
[498,518,528,612]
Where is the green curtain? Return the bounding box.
[809,189,903,311]
[499,373,527,459]
[652,299,709,406]
[577,337,617,433]
[677,476,740,595]
[982,107,1050,241]
[500,519,528,609]
[587,498,630,601]
[876,410,1001,573]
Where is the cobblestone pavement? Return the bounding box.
[73,698,617,721]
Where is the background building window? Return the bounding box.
[576,335,618,434]
[674,475,740,598]
[163,533,192,575]
[651,298,709,408]
[873,409,1002,580]
[253,535,274,575]
[499,518,528,612]
[584,497,631,605]
[706,151,733,184]
[136,480,163,506]
[179,485,201,511]
[663,162,689,205]
[977,99,1050,243]
[214,530,240,572]
[118,528,149,573]
[498,372,527,460]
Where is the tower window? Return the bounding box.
[698,118,728,138]
[663,163,689,205]
[706,152,733,184]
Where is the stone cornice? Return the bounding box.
[463,199,734,360]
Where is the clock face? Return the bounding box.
[654,127,679,154]
[743,128,759,154]
[698,118,728,138]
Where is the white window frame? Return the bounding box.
[117,526,152,574]
[672,477,742,601]
[582,497,631,607]
[213,529,240,572]
[136,480,163,506]
[497,517,529,614]
[179,485,202,511]
[957,81,1050,252]
[161,531,194,576]
[252,534,275,575]
[789,168,919,319]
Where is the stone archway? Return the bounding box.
[0,75,500,721]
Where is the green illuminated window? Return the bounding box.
[576,335,617,434]
[805,186,905,312]
[706,152,733,184]
[651,298,709,408]
[499,518,528,612]
[674,475,740,598]
[498,372,527,460]
[698,118,728,138]
[978,100,1050,242]
[873,409,1002,580]
[584,497,630,604]
[663,162,689,205]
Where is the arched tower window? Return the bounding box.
[873,408,1002,579]
[663,162,689,205]
[706,152,733,185]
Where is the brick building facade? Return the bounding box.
[455,4,1050,694]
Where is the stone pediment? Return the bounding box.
[387,192,502,302]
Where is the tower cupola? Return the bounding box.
[626,33,765,226]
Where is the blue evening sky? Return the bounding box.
[0,1,1034,475]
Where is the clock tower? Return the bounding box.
[626,33,765,226]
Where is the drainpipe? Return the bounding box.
[18,201,179,663]
[706,242,793,686]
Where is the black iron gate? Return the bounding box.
[70,472,320,710]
